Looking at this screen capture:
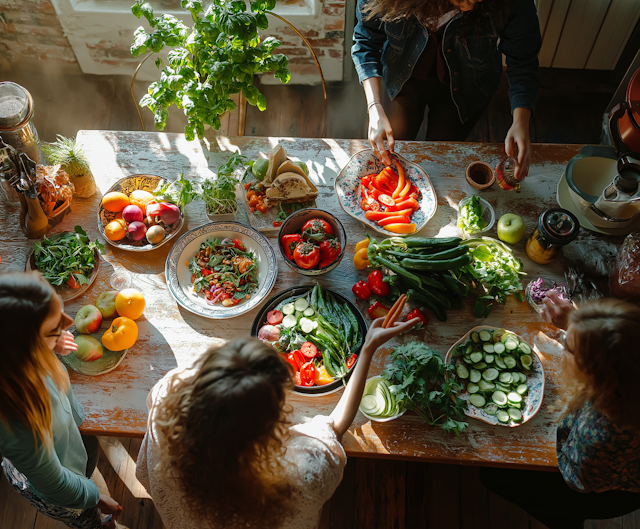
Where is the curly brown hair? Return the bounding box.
[556,298,640,429]
[154,337,295,528]
[363,0,514,35]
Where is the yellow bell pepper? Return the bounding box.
[102,317,138,351]
[314,364,335,385]
[355,238,370,252]
[353,248,370,270]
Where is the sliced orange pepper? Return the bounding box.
[365,208,413,221]
[378,216,411,226]
[392,159,406,199]
[398,178,412,199]
[388,197,419,212]
[384,223,416,234]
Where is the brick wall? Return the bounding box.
[0,0,77,63]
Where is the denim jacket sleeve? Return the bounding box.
[499,0,542,114]
[351,0,386,83]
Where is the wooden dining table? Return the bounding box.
[1,131,611,471]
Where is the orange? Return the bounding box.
[115,288,146,320]
[102,317,138,351]
[104,219,127,241]
[129,190,155,216]
[102,192,130,213]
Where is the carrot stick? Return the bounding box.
[386,297,406,328]
[382,294,406,329]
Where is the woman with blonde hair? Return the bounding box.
[0,272,121,529]
[136,316,419,528]
[481,293,640,528]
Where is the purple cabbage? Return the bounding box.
[529,278,569,304]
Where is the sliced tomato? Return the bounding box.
[233,238,246,252]
[300,341,318,359]
[378,215,411,226]
[267,310,283,325]
[378,194,395,207]
[256,203,268,214]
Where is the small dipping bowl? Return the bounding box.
[359,376,406,423]
[525,278,570,314]
[458,196,495,238]
[465,161,496,190]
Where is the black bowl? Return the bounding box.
[250,285,368,395]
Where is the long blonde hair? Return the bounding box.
[0,272,70,448]
[154,337,294,528]
[557,298,640,429]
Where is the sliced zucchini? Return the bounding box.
[282,303,295,315]
[518,372,528,384]
[484,354,495,364]
[472,361,488,370]
[462,356,473,364]
[469,394,486,407]
[495,382,510,393]
[479,330,492,342]
[501,332,517,344]
[521,355,533,370]
[499,372,512,384]
[471,332,480,343]
[516,384,528,396]
[510,400,522,409]
[303,307,315,317]
[504,356,517,369]
[483,343,495,354]
[505,339,518,351]
[282,314,297,328]
[300,318,317,333]
[465,344,474,355]
[294,297,309,312]
[469,369,481,383]
[495,356,507,369]
[518,342,532,355]
[496,410,510,423]
[493,329,505,343]
[467,383,480,394]
[482,368,499,381]
[470,352,483,364]
[507,392,522,404]
[492,391,508,406]
[493,342,506,355]
[456,364,469,379]
[478,380,495,392]
[508,408,523,422]
[484,403,498,415]
[361,395,379,414]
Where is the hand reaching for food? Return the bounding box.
[54,330,77,356]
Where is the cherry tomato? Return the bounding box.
[293,242,320,269]
[256,203,268,214]
[249,195,261,207]
[246,190,257,200]
[280,234,302,261]
[267,310,283,325]
[250,207,256,213]
[273,220,283,227]
[300,341,318,359]
[233,238,246,252]
[299,362,316,386]
[67,272,81,289]
[301,218,333,242]
[231,298,240,305]
[191,274,196,283]
[352,280,373,300]
[368,270,390,297]
[221,293,230,300]
[368,199,381,212]
[346,354,357,369]
[319,238,341,267]
[360,198,371,211]
[244,183,252,190]
[406,308,428,327]
[201,269,212,276]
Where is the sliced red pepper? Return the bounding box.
[299,361,316,386]
[287,350,306,372]
[388,197,419,212]
[346,354,357,369]
[368,301,389,319]
[378,215,411,226]
[392,159,405,199]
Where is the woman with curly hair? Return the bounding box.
[136,316,418,529]
[481,294,640,528]
[352,0,541,179]
[0,272,121,529]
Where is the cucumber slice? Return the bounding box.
[504,356,517,369]
[518,342,532,355]
[300,318,317,333]
[507,392,522,404]
[496,410,510,423]
[521,355,533,370]
[499,372,512,385]
[479,330,492,342]
[482,368,499,381]
[303,307,315,317]
[470,352,483,364]
[510,401,522,409]
[505,339,518,351]
[471,332,480,343]
[295,310,303,319]
[485,403,498,415]
[465,344,474,355]
[516,384,528,395]
[518,372,528,384]
[469,369,481,383]
[467,383,480,394]
[495,356,506,369]
[282,314,297,328]
[282,303,295,315]
[469,394,486,407]
[294,297,309,312]
[361,395,378,414]
[472,362,488,370]
[492,391,508,406]
[493,329,505,343]
[483,343,495,353]
[508,408,523,422]
[484,354,494,364]
[456,364,469,379]
[501,332,517,344]
[478,380,495,392]
[495,382,510,393]
[493,342,505,355]
[462,356,473,364]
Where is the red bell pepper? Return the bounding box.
[287,350,306,372]
[299,362,316,386]
[406,308,428,328]
[368,301,389,319]
[352,280,373,300]
[346,354,357,369]
[280,234,302,261]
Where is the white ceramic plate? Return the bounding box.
[165,222,277,319]
[334,149,437,236]
[444,326,545,428]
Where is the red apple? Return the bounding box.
[122,205,144,223]
[73,335,103,362]
[96,291,118,319]
[127,221,147,241]
[74,305,103,334]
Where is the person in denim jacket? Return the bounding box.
[352,0,541,179]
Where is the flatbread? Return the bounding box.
[263,144,288,186]
[264,172,318,207]
[276,160,318,192]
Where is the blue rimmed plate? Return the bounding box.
[165,222,277,319]
[334,149,437,236]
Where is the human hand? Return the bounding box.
[97,495,122,529]
[362,316,421,353]
[505,108,532,181]
[368,104,395,166]
[541,291,575,330]
[53,330,77,356]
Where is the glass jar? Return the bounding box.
[0,82,40,164]
[526,208,579,264]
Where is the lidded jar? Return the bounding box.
[526,208,579,265]
[0,82,39,164]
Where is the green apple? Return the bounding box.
[497,214,526,244]
[74,335,103,362]
[252,158,268,181]
[96,291,118,319]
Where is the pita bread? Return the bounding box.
[276,160,318,193]
[264,172,318,207]
[263,144,287,186]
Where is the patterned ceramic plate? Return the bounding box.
[334,149,437,236]
[165,222,277,319]
[60,325,129,376]
[97,174,185,252]
[444,326,545,428]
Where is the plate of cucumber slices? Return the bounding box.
[445,326,545,427]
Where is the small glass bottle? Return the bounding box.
[0,82,40,164]
[526,208,579,264]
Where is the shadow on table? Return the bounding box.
[177,303,265,343]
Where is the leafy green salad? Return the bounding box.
[457,195,486,235]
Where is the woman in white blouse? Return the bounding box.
[136,316,418,529]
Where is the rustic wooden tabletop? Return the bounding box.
[1,131,608,470]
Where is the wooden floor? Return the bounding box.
[0,60,634,528]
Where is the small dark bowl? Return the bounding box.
[277,208,347,276]
[251,285,368,395]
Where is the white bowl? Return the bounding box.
[359,375,406,422]
[458,196,495,238]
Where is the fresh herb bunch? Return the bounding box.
[382,342,468,435]
[202,153,247,214]
[40,135,89,177]
[33,226,105,287]
[462,237,525,318]
[458,196,486,235]
[275,202,305,222]
[153,174,199,208]
[130,0,290,141]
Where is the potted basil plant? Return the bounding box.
[130,0,290,141]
